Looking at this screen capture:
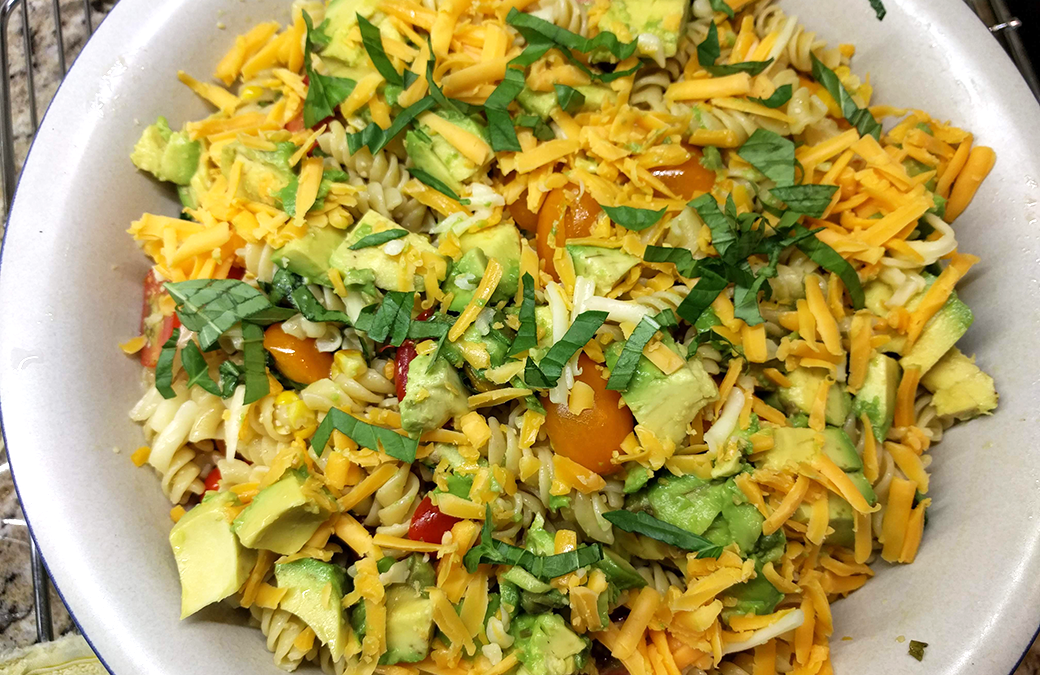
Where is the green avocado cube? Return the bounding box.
[169,491,257,618]
[852,353,900,440]
[130,117,201,186]
[566,244,639,295]
[218,140,296,207]
[399,352,469,435]
[232,469,334,555]
[404,110,490,194]
[901,293,974,375]
[275,558,349,660]
[777,368,851,427]
[920,347,997,420]
[765,427,876,506]
[605,341,718,444]
[510,613,589,675]
[442,247,489,312]
[382,585,435,664]
[591,0,690,59]
[329,211,444,292]
[458,223,522,303]
[270,226,350,287]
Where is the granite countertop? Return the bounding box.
[0,0,1039,672]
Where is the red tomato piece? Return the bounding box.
[203,468,221,493]
[139,270,179,368]
[395,340,418,400]
[648,147,717,201]
[408,497,461,543]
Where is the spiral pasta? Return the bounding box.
[249,606,316,672]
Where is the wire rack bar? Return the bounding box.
[0,0,1034,651]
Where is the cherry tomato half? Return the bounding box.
[507,191,540,234]
[395,340,418,400]
[536,188,602,279]
[648,147,717,201]
[263,323,333,385]
[139,270,179,368]
[408,497,461,543]
[203,468,221,493]
[542,354,635,475]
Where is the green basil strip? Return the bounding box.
[709,0,734,18]
[705,60,773,77]
[732,274,769,326]
[506,8,638,61]
[737,128,796,186]
[269,268,352,324]
[750,84,793,108]
[155,327,181,399]
[554,84,585,114]
[349,228,409,250]
[509,273,538,356]
[165,279,293,351]
[311,407,419,461]
[643,245,698,278]
[307,16,331,49]
[606,316,660,391]
[346,95,436,155]
[603,511,723,558]
[485,68,529,153]
[811,54,882,140]
[355,291,414,345]
[409,167,471,204]
[789,224,864,308]
[674,267,728,325]
[181,341,221,395]
[487,108,522,153]
[358,14,402,87]
[908,640,927,662]
[407,318,451,341]
[219,360,243,398]
[302,13,357,127]
[424,51,484,116]
[524,310,608,388]
[654,308,678,328]
[515,115,556,141]
[463,506,603,577]
[689,194,736,259]
[870,0,887,20]
[600,204,667,231]
[241,321,270,405]
[696,22,721,68]
[769,184,839,219]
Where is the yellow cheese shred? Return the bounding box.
[449,258,503,341]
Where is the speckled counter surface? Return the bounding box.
[0,0,1039,672]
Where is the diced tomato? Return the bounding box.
[648,147,717,200]
[139,270,179,368]
[508,190,540,233]
[227,266,246,280]
[393,311,432,399]
[285,112,306,133]
[203,468,221,493]
[536,188,602,279]
[263,323,334,384]
[408,497,461,543]
[542,354,634,475]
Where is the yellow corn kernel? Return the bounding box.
[331,349,366,379]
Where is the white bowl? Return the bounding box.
[2,0,1039,673]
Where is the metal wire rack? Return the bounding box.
[0,0,1035,654]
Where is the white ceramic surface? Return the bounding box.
[0,0,1038,673]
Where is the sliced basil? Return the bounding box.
[603,510,723,558]
[769,184,839,218]
[509,273,538,356]
[524,310,608,388]
[463,506,603,577]
[600,204,666,231]
[697,22,772,77]
[349,229,409,250]
[311,407,419,461]
[181,341,221,395]
[358,14,402,87]
[606,316,660,391]
[737,129,796,187]
[709,0,734,18]
[750,84,793,109]
[241,321,270,405]
[870,0,887,20]
[155,327,181,399]
[554,84,585,114]
[354,291,413,346]
[219,360,243,398]
[346,96,436,155]
[811,54,882,141]
[409,166,471,204]
[789,224,865,308]
[165,279,294,351]
[302,13,356,127]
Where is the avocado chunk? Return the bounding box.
[404,110,490,194]
[593,549,647,591]
[777,368,851,427]
[440,318,513,372]
[920,347,997,420]
[399,352,469,435]
[270,226,350,287]
[723,573,784,619]
[329,210,443,292]
[852,353,900,441]
[457,223,522,303]
[901,292,973,375]
[321,0,400,79]
[566,245,639,295]
[510,613,590,675]
[517,88,558,121]
[382,585,434,664]
[131,117,201,186]
[217,140,295,207]
[442,248,489,312]
[633,474,764,555]
[605,340,718,444]
[792,493,856,547]
[232,468,335,555]
[275,558,349,660]
[169,491,256,618]
[764,427,876,506]
[591,0,690,59]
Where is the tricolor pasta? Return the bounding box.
[122,0,998,672]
